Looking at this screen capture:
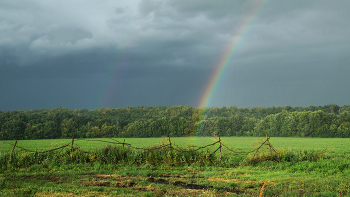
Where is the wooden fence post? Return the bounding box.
[10,140,18,155]
[168,136,173,160]
[71,132,75,150]
[219,136,222,160]
[123,139,125,148]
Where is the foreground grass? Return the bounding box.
[1,137,350,196]
[1,162,350,196]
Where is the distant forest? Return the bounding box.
[1,104,350,140]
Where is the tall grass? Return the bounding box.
[0,144,220,171]
[245,148,328,165]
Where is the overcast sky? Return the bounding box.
[1,0,350,111]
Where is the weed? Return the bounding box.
[0,179,6,190]
[12,186,38,197]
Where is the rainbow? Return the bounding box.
[191,0,269,136]
[196,0,269,109]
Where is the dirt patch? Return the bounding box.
[165,188,206,196]
[147,177,170,184]
[37,191,110,197]
[145,184,155,191]
[95,174,124,179]
[208,177,258,184]
[82,174,124,178]
[92,181,111,187]
[81,173,135,182]
[36,192,76,197]
[114,181,137,188]
[148,178,241,194]
[208,178,238,182]
[157,173,182,178]
[79,173,143,188]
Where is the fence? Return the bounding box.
[4,133,280,162]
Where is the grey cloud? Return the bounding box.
[167,0,253,20]
[114,7,125,14]
[0,64,210,111]
[1,0,350,110]
[40,26,93,44]
[139,0,162,16]
[0,48,116,80]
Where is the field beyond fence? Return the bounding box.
[2,136,350,153]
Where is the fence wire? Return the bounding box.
[4,134,281,161]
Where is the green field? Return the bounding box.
[1,137,350,196]
[2,136,350,153]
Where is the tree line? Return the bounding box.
[1,104,349,140]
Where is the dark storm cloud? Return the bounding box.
[0,46,121,80]
[1,0,350,110]
[0,64,211,111]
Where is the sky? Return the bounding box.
[1,0,350,111]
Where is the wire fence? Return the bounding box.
[4,133,279,161]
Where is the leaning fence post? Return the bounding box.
[169,136,173,150]
[168,136,173,161]
[71,132,75,150]
[219,136,222,160]
[10,140,18,155]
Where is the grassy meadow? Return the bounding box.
[1,137,350,196]
[2,136,350,153]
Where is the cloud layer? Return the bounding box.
[1,0,350,110]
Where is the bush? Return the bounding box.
[245,148,327,165]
